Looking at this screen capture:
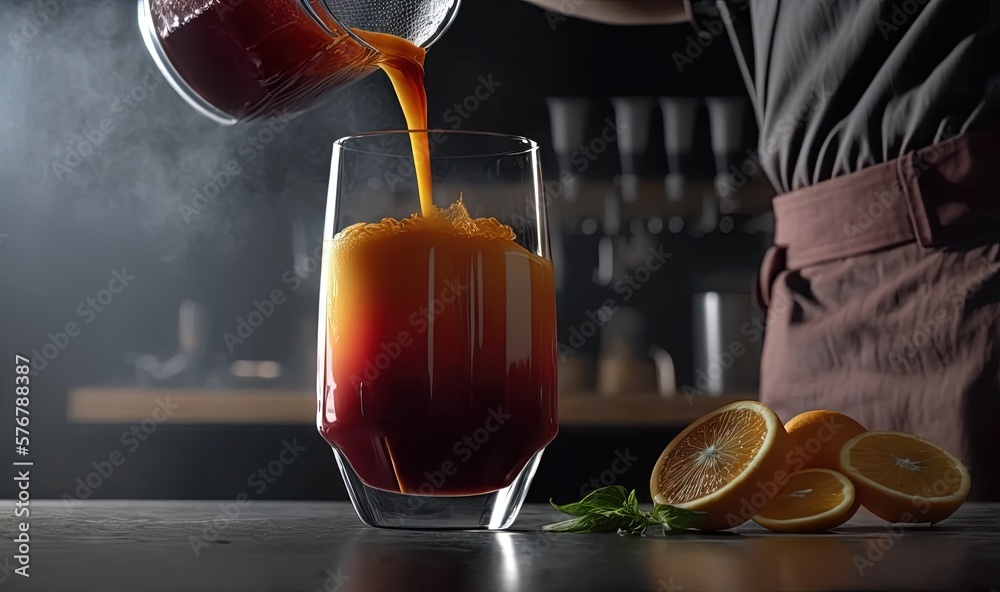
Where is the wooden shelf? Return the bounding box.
[549,177,776,221]
[67,388,753,427]
[558,393,752,426]
[67,389,314,425]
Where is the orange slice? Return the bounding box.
[650,400,791,530]
[753,469,859,533]
[784,410,867,471]
[838,431,970,524]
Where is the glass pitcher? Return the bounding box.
[138,0,460,125]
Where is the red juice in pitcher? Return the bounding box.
[146,0,379,120]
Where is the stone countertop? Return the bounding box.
[3,501,998,591]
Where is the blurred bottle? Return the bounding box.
[660,97,699,205]
[611,97,655,203]
[706,97,749,214]
[545,97,592,202]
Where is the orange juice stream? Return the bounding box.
[354,30,434,218]
[319,33,558,495]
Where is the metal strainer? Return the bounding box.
[323,0,461,49]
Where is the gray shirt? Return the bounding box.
[690,0,1000,193]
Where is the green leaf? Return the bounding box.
[650,503,704,531]
[545,487,707,536]
[579,485,630,509]
[626,489,639,513]
[549,485,630,516]
[542,512,627,533]
[547,500,594,517]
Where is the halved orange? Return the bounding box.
[838,431,971,524]
[650,400,791,530]
[784,410,867,471]
[753,469,859,533]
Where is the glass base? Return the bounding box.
[332,447,544,530]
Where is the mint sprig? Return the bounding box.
[543,485,704,535]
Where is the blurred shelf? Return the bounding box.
[553,177,775,221]
[67,389,314,425]
[67,388,752,426]
[558,393,752,426]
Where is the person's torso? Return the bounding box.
[693,0,1000,192]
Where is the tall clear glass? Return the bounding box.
[318,131,558,529]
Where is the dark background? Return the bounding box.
[0,0,760,502]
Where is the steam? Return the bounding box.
[0,0,404,266]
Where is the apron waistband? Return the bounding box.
[757,127,1000,308]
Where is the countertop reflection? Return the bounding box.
[14,501,999,591]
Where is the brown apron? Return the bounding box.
[757,128,1000,501]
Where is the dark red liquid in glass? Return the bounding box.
[319,231,559,496]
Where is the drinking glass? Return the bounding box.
[318,130,558,529]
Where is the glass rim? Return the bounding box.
[333,130,540,159]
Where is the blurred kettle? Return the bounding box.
[597,308,676,396]
[691,273,761,396]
